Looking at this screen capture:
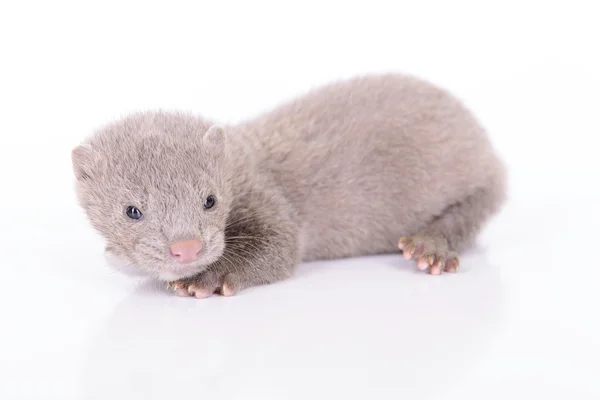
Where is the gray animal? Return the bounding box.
[71,74,506,298]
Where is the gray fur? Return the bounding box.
[71,73,506,296]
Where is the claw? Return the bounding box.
[404,244,418,260]
[425,254,435,265]
[398,237,410,250]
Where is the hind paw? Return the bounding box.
[398,235,460,275]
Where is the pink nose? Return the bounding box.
[170,240,202,264]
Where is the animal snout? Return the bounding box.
[170,239,203,263]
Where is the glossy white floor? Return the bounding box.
[1,1,599,399]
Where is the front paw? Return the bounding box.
[167,270,242,299]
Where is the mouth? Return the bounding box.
[121,232,225,281]
[157,250,214,280]
[158,247,220,281]
[106,243,213,282]
[157,264,205,282]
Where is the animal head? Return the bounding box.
[71,111,233,281]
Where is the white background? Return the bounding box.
[1,1,599,399]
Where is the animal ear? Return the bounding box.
[203,125,226,149]
[71,144,95,181]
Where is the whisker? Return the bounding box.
[224,245,263,264]
[224,235,262,240]
[225,237,271,248]
[225,240,265,255]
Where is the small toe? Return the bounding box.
[221,273,241,297]
[168,282,190,297]
[221,283,236,297]
[444,258,460,273]
[404,243,422,260]
[429,264,442,275]
[188,284,212,299]
[417,255,434,271]
[428,256,445,276]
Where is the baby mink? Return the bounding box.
[71,73,506,298]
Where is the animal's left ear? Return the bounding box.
[203,125,226,149]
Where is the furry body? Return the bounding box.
[72,74,506,297]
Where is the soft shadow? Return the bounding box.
[81,252,507,400]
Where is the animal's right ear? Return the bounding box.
[71,144,94,181]
[203,125,226,149]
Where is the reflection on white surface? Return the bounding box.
[82,253,505,399]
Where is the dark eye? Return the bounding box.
[204,195,216,210]
[126,206,143,220]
